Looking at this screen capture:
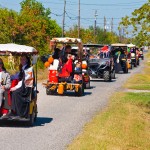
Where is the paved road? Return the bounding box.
[0,61,144,150]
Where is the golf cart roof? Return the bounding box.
[72,46,90,50]
[127,43,136,48]
[0,43,38,55]
[83,44,104,48]
[111,43,127,47]
[51,37,82,44]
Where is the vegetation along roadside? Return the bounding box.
[67,52,150,150]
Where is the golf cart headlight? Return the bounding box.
[105,61,109,65]
[100,62,105,65]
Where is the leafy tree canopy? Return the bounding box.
[119,0,150,47]
[0,0,62,55]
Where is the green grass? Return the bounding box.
[67,52,150,150]
[67,92,150,150]
[124,51,150,90]
[124,74,150,90]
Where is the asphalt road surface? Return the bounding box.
[0,61,144,150]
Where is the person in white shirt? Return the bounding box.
[8,55,34,118]
[0,58,11,110]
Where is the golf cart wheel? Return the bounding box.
[104,71,111,82]
[111,70,115,79]
[123,66,128,73]
[28,106,37,126]
[75,85,84,96]
[130,64,133,69]
[137,60,140,66]
[86,81,90,89]
[46,88,55,95]
[134,63,137,67]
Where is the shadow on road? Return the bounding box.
[48,91,92,97]
[91,79,117,83]
[0,117,53,128]
[116,71,131,74]
[89,86,96,89]
[35,117,53,126]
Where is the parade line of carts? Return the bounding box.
[0,37,144,126]
[42,37,144,96]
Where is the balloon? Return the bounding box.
[82,63,87,69]
[44,61,50,68]
[48,56,54,64]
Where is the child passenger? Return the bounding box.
[73,62,82,83]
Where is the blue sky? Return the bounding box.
[0,0,147,34]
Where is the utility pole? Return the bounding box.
[122,28,125,42]
[94,10,98,37]
[119,28,122,42]
[62,0,66,37]
[104,16,106,33]
[78,0,80,38]
[111,18,113,33]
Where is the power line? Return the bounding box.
[41,0,146,6]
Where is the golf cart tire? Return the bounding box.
[75,85,84,97]
[104,71,111,82]
[27,106,37,127]
[86,82,90,89]
[123,66,128,73]
[134,63,137,67]
[46,88,55,95]
[111,70,115,79]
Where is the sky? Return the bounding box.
[0,0,148,35]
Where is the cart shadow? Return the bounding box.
[51,91,92,97]
[0,117,53,128]
[91,79,117,83]
[115,71,131,74]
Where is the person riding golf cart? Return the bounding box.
[139,47,144,60]
[71,46,90,89]
[0,43,38,126]
[43,37,85,96]
[111,43,129,73]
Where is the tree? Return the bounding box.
[0,0,62,55]
[119,0,150,46]
[0,8,18,43]
[65,25,95,44]
[18,0,62,55]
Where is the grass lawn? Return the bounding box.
[67,92,150,150]
[68,50,150,150]
[124,51,150,90]
[124,74,150,90]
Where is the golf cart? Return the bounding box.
[83,44,115,81]
[127,43,139,67]
[0,43,38,126]
[43,37,85,96]
[139,47,144,60]
[111,43,129,73]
